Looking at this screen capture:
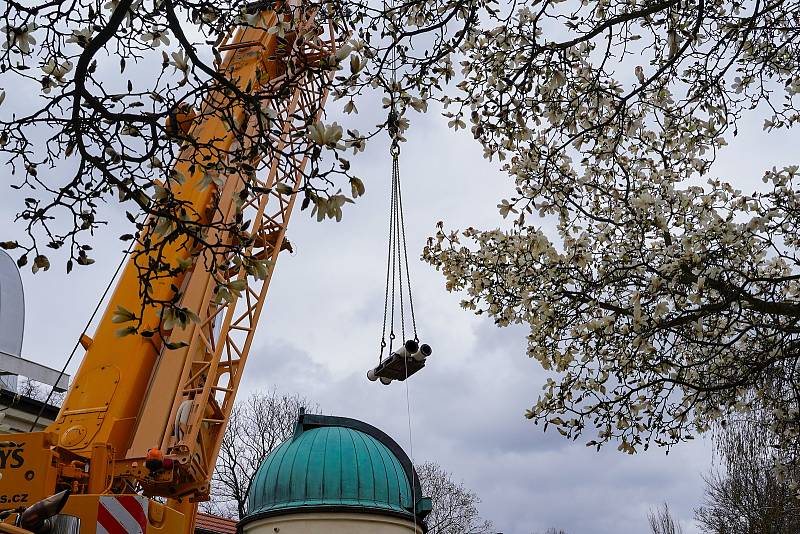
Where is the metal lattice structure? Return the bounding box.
[118,6,343,507]
[168,13,340,493]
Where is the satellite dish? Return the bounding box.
[0,249,24,358]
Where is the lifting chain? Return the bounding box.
[378,103,418,364]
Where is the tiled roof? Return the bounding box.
[196,513,237,534]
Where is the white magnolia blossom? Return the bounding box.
[3,24,37,54]
[170,50,188,76]
[142,28,170,47]
[42,59,73,80]
[41,59,73,92]
[65,28,92,48]
[345,130,366,154]
[102,0,140,24]
[307,121,343,148]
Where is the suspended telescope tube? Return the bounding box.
[367,339,432,385]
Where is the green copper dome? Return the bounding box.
[242,413,432,526]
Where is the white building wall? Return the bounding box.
[242,511,424,534]
[0,394,57,433]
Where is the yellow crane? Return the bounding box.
[0,3,341,532]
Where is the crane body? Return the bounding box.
[0,4,340,532]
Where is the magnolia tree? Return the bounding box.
[422,0,800,456]
[0,0,476,332]
[4,0,800,456]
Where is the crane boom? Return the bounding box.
[0,3,340,532]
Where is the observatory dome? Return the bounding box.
[240,413,431,530]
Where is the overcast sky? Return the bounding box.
[2,43,796,533]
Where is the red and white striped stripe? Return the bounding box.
[97,495,148,534]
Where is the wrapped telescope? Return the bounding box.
[367,339,432,385]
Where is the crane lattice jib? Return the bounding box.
[128,4,338,499]
[0,3,341,532]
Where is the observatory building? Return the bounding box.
[0,249,70,433]
[239,412,432,533]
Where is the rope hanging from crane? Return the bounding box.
[366,101,432,386]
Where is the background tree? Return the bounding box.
[0,377,64,424]
[695,413,800,534]
[422,0,800,456]
[15,377,65,407]
[201,389,317,520]
[416,461,494,534]
[648,503,684,534]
